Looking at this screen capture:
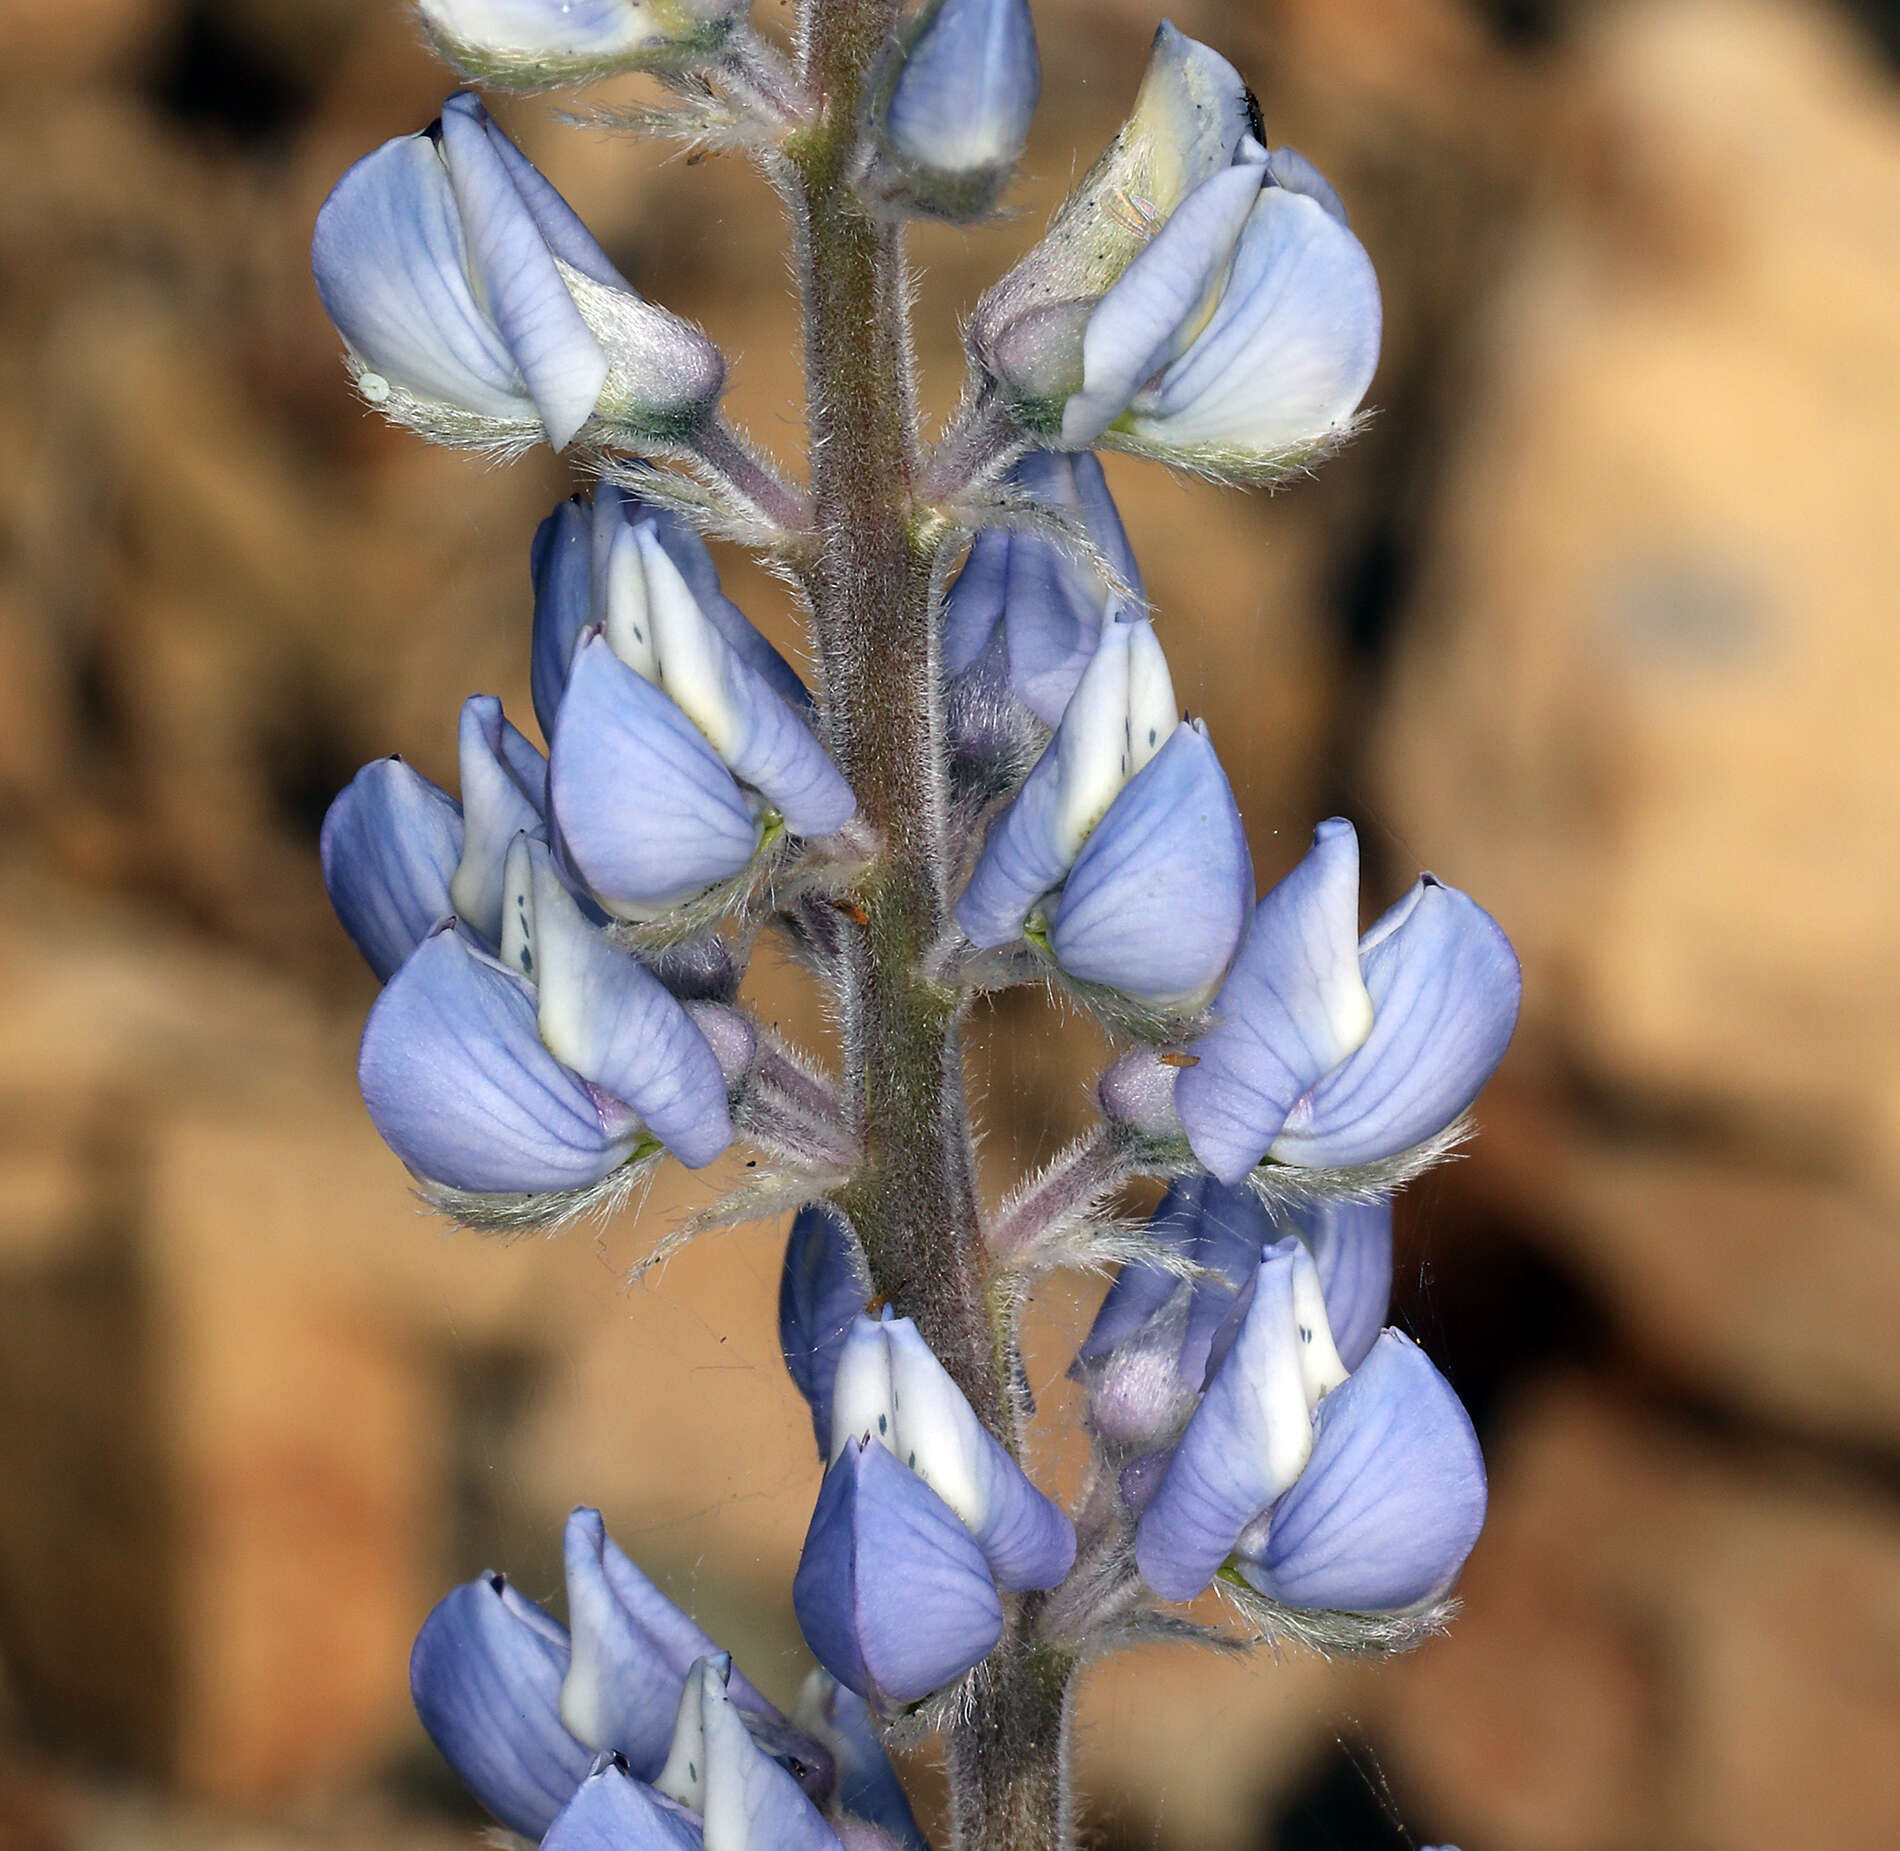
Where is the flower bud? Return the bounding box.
[321,757,463,982]
[873,0,1040,220]
[418,0,750,91]
[1174,818,1521,1184]
[957,617,1251,1008]
[780,1205,874,1455]
[312,93,724,453]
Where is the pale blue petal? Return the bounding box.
[708,666,857,840]
[941,527,1012,679]
[463,94,627,289]
[451,694,548,946]
[439,93,607,449]
[781,1206,873,1455]
[1175,818,1374,1186]
[793,1441,1003,1707]
[549,636,760,914]
[1283,1195,1391,1371]
[955,744,1069,946]
[311,132,529,418]
[699,1672,843,1851]
[410,1574,591,1838]
[1270,878,1521,1169]
[1049,722,1251,1006]
[532,496,595,739]
[1240,1331,1486,1611]
[540,1760,705,1851]
[1062,159,1267,447]
[1134,1240,1312,1602]
[321,757,463,982]
[359,924,641,1192]
[1265,146,1347,226]
[1127,182,1381,455]
[887,0,1040,174]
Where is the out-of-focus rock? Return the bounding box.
[1376,1381,1900,1851]
[1371,0,1900,1201]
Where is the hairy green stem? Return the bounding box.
[788,1,1078,1844]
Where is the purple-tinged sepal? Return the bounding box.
[1176,818,1520,1187]
[311,93,723,453]
[793,1672,929,1851]
[968,25,1256,420]
[868,0,1040,221]
[418,0,751,92]
[410,1573,593,1839]
[793,1437,1005,1707]
[943,451,1145,727]
[321,757,463,982]
[540,1759,704,1851]
[1234,1330,1485,1615]
[781,1206,873,1455]
[828,1313,1075,1591]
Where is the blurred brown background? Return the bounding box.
[4,0,1899,1846]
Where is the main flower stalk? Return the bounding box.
[792,2,1074,1842]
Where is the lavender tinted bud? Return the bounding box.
[418,0,750,91]
[312,94,724,453]
[872,0,1040,221]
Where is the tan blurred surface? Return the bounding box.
[3,0,1899,1847]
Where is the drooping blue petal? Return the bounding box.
[698,1666,844,1851]
[781,1206,872,1455]
[793,1439,1004,1707]
[1124,178,1381,456]
[1268,876,1521,1169]
[321,757,464,982]
[1048,722,1251,1006]
[311,132,530,422]
[410,1573,592,1838]
[1284,1195,1391,1371]
[450,694,548,945]
[438,93,608,451]
[794,1673,928,1851]
[1134,1238,1347,1602]
[540,1759,705,1851]
[1238,1330,1486,1612]
[549,635,761,916]
[359,923,643,1193]
[1061,156,1269,448]
[514,839,734,1168]
[561,1508,768,1778]
[532,496,596,740]
[886,0,1040,176]
[1174,818,1376,1185]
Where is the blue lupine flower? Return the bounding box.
[794,1672,930,1851]
[311,92,723,451]
[942,451,1145,726]
[1075,1178,1392,1449]
[449,694,550,945]
[884,0,1040,184]
[358,836,734,1192]
[1174,817,1522,1184]
[532,483,809,745]
[793,1313,1074,1703]
[780,1204,874,1455]
[415,1509,834,1840]
[1056,138,1381,470]
[321,756,463,982]
[1133,1238,1485,1610]
[968,25,1258,414]
[418,0,750,89]
[957,616,1250,1008]
[540,1759,704,1851]
[546,515,856,918]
